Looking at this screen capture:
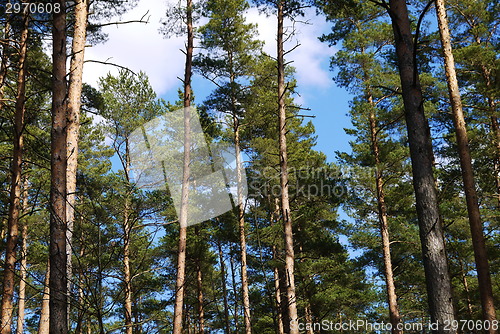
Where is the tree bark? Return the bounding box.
[272,246,285,334]
[196,259,205,334]
[217,239,231,334]
[435,0,497,330]
[38,261,50,334]
[230,249,240,333]
[123,197,133,334]
[367,93,402,333]
[0,14,10,105]
[233,114,252,334]
[66,0,89,326]
[172,0,193,331]
[16,180,29,334]
[50,0,69,332]
[0,9,29,334]
[387,0,456,331]
[277,1,299,332]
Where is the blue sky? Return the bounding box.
[83,0,360,255]
[83,0,356,163]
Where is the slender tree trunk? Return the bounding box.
[38,261,50,334]
[196,260,205,334]
[230,249,240,333]
[50,0,69,332]
[74,237,86,334]
[233,116,252,334]
[66,0,89,326]
[172,0,194,331]
[367,93,402,333]
[0,9,29,334]
[304,304,313,334]
[0,15,10,105]
[387,0,456,331]
[491,115,500,208]
[276,1,299,332]
[435,0,497,330]
[123,198,133,334]
[272,245,285,334]
[16,180,29,334]
[217,240,231,334]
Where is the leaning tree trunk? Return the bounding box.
[435,0,497,330]
[387,0,456,332]
[172,0,194,331]
[50,0,69,332]
[367,92,402,333]
[276,1,299,333]
[66,0,89,325]
[0,9,29,334]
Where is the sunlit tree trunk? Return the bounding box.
[66,0,89,326]
[38,261,50,334]
[272,245,285,334]
[233,112,252,334]
[367,92,402,334]
[172,0,194,331]
[16,180,29,334]
[217,239,231,334]
[387,0,456,331]
[0,9,29,334]
[230,249,240,332]
[276,1,299,332]
[123,195,133,334]
[435,0,497,330]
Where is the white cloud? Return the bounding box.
[82,0,334,96]
[246,7,334,89]
[83,0,185,95]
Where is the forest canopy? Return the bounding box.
[0,0,498,333]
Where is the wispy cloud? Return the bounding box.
[82,0,335,96]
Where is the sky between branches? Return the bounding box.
[81,0,355,162]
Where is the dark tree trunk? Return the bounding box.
[387,0,456,331]
[50,0,69,332]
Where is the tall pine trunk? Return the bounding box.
[233,114,252,334]
[123,196,133,334]
[387,0,456,331]
[435,0,497,329]
[367,93,402,333]
[172,0,194,330]
[38,261,50,334]
[217,238,231,334]
[277,1,298,332]
[16,180,29,334]
[0,9,29,334]
[196,260,205,333]
[50,0,69,332]
[66,0,89,325]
